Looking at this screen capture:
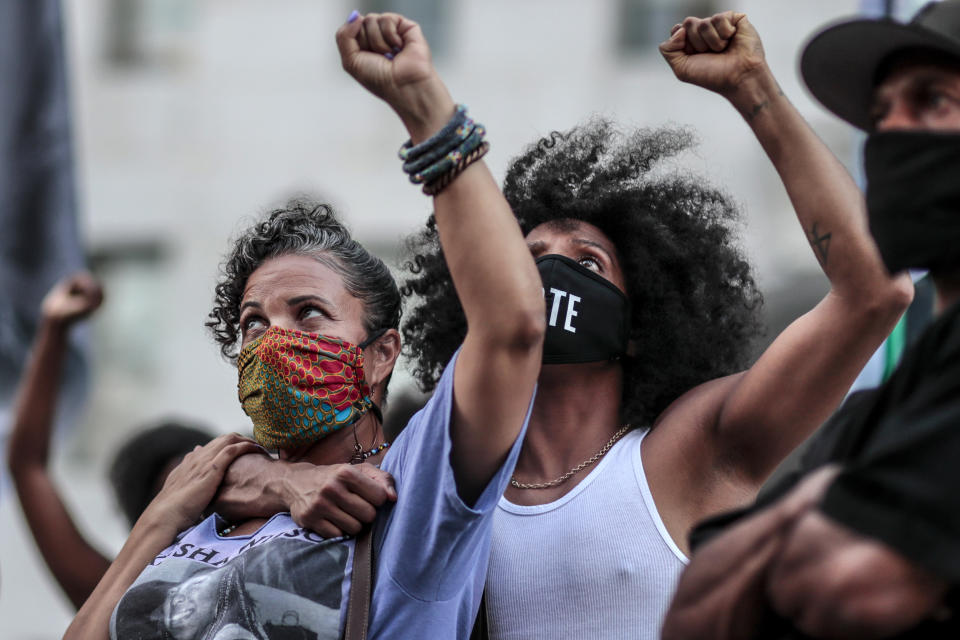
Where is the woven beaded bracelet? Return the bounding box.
[398,104,469,162]
[398,104,488,196]
[421,141,490,196]
[411,124,486,185]
[402,117,476,175]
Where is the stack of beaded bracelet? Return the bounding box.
[399,104,489,196]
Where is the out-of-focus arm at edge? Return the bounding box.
[6,319,111,610]
[767,509,949,638]
[663,465,841,640]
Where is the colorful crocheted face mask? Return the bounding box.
[237,327,375,449]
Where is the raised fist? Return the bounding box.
[335,11,454,140]
[41,272,104,326]
[336,13,436,108]
[659,12,767,97]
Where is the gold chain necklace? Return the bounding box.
[510,424,632,490]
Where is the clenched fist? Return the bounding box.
[659,12,768,98]
[336,11,455,143]
[41,272,104,327]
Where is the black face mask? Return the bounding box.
[536,254,630,364]
[865,130,960,275]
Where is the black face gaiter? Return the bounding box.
[536,254,630,364]
[865,130,960,274]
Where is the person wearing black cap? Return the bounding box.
[662,2,960,638]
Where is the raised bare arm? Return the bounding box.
[660,13,912,487]
[6,273,110,609]
[338,13,545,505]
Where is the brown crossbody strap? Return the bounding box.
[344,526,374,640]
[470,589,490,640]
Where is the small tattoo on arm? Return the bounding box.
[807,222,832,266]
[747,99,771,120]
[744,87,786,121]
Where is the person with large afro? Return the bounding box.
[398,12,913,640]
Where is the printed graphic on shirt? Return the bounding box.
[112,517,349,640]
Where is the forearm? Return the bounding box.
[767,510,949,638]
[14,469,110,609]
[435,165,545,343]
[7,319,69,475]
[4,319,111,609]
[726,67,909,304]
[710,70,911,480]
[65,513,180,639]
[664,495,802,640]
[337,13,543,505]
[398,79,544,346]
[210,452,289,522]
[400,83,543,502]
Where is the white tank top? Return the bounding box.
[485,428,687,640]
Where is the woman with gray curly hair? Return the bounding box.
[66,11,543,640]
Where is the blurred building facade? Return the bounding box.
[2,0,889,634]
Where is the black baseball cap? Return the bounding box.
[801,0,960,130]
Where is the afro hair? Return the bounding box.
[401,120,763,428]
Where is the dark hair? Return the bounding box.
[401,120,763,428]
[206,200,402,361]
[108,420,213,527]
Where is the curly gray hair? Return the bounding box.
[206,200,401,361]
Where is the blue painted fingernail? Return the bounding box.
[347,9,360,23]
[384,52,394,60]
[391,46,401,53]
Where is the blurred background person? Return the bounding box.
[108,421,214,532]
